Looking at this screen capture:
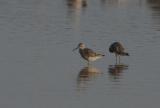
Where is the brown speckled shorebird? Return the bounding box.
[109,42,129,64]
[73,43,105,65]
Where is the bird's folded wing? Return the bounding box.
[83,48,96,57]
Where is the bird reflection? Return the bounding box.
[77,66,101,91]
[108,64,128,81]
[67,0,87,9]
[66,0,87,30]
[147,0,160,31]
[147,0,160,5]
[147,0,160,14]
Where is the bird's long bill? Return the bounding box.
[72,46,79,51]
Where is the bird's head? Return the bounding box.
[73,43,85,51]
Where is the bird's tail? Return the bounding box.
[97,54,105,56]
[121,52,129,56]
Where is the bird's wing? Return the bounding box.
[83,48,96,57]
[117,43,125,52]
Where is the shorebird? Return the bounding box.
[109,42,129,64]
[73,43,105,65]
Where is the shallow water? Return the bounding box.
[0,0,160,108]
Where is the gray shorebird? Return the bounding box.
[109,42,129,64]
[73,43,105,65]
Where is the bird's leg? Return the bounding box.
[119,55,121,64]
[115,54,118,64]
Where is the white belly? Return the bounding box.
[88,56,102,61]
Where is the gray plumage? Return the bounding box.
[73,43,104,65]
[109,42,129,63]
[79,48,104,60]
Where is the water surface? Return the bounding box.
[0,0,160,108]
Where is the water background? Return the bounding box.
[0,0,160,108]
